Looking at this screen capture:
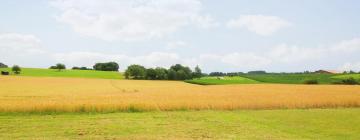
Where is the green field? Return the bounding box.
[239,73,342,84]
[332,74,360,81]
[185,76,260,85]
[185,74,346,85]
[0,109,359,139]
[0,68,123,79]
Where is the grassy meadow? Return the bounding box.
[0,68,123,79]
[332,74,360,81]
[1,76,359,112]
[239,73,343,84]
[1,109,359,139]
[186,73,360,85]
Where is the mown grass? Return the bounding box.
[0,68,123,79]
[0,109,359,139]
[1,76,359,113]
[185,76,261,85]
[240,73,342,84]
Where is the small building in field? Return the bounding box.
[1,71,9,75]
[314,70,341,74]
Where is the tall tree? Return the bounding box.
[11,65,21,74]
[125,64,146,79]
[193,65,202,78]
[145,68,157,80]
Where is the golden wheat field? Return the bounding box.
[0,76,360,112]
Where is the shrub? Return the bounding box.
[49,63,66,71]
[303,79,319,84]
[248,70,267,74]
[341,77,359,85]
[49,66,57,69]
[93,62,119,71]
[72,66,92,70]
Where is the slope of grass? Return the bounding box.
[0,68,122,79]
[185,76,261,85]
[240,73,342,84]
[0,109,359,139]
[332,74,360,81]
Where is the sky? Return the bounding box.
[1,0,360,73]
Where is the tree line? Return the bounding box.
[49,62,119,71]
[125,64,202,80]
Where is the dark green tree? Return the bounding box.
[125,64,146,79]
[154,67,168,80]
[93,62,119,71]
[12,65,21,74]
[192,65,202,79]
[167,69,177,80]
[169,64,192,80]
[145,68,157,80]
[56,63,66,71]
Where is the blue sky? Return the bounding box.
[1,0,360,72]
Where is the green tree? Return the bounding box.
[93,62,119,71]
[145,68,157,80]
[155,67,168,80]
[125,64,146,79]
[167,69,177,80]
[169,64,193,80]
[56,63,66,71]
[192,65,202,79]
[12,65,21,74]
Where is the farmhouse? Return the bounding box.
[315,70,341,74]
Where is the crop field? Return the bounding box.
[0,68,123,79]
[1,76,359,113]
[185,76,260,85]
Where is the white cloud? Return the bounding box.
[0,33,49,67]
[191,15,220,29]
[51,37,360,72]
[51,0,217,41]
[227,15,291,36]
[338,62,360,71]
[268,44,327,63]
[331,38,360,52]
[166,41,188,49]
[221,53,271,69]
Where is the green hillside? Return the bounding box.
[185,76,261,85]
[240,73,342,84]
[0,68,123,79]
[332,74,360,81]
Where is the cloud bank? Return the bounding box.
[227,15,291,36]
[51,0,217,41]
